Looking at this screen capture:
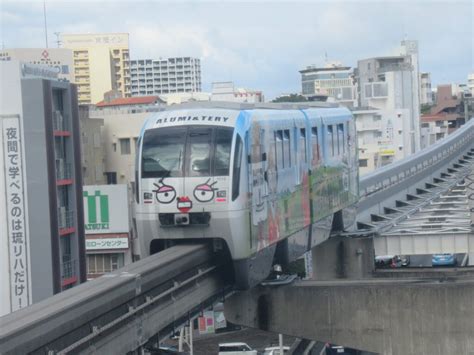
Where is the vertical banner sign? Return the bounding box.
[2,118,29,311]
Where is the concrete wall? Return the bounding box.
[225,279,474,354]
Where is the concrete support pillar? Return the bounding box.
[311,236,374,280]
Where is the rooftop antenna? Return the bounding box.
[324,51,328,64]
[54,32,62,48]
[43,0,49,48]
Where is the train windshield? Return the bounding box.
[141,126,233,178]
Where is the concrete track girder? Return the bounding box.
[225,278,474,355]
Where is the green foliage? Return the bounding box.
[285,258,306,278]
[272,94,308,103]
[420,103,434,114]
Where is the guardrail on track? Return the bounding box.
[359,119,474,200]
[0,244,232,355]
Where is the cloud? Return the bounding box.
[1,0,472,98]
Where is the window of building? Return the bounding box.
[87,253,124,274]
[105,172,117,185]
[359,159,368,167]
[119,138,131,155]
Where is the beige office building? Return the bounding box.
[61,33,130,104]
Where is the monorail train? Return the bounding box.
[134,102,359,289]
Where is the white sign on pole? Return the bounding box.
[3,117,29,311]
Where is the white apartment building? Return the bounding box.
[130,57,201,96]
[357,53,421,154]
[211,81,264,103]
[420,119,449,149]
[353,108,410,175]
[468,73,474,96]
[420,72,433,105]
[300,63,357,107]
[0,48,74,82]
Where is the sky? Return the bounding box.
[1,0,473,99]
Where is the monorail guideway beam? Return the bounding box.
[225,278,474,354]
[0,244,232,355]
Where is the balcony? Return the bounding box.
[61,258,78,286]
[58,207,75,231]
[53,111,70,132]
[56,161,72,181]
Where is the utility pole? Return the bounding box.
[43,0,48,48]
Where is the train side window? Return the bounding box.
[283,129,291,167]
[311,127,319,164]
[232,135,243,201]
[299,128,307,162]
[327,125,334,157]
[338,123,345,154]
[275,130,283,170]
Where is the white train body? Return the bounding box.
[135,103,358,288]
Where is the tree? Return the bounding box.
[272,94,308,103]
[420,103,434,114]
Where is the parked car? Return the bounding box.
[263,346,290,354]
[432,253,457,266]
[218,342,257,355]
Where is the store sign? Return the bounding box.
[379,149,395,156]
[83,185,129,234]
[86,237,129,250]
[2,117,30,311]
[198,311,215,334]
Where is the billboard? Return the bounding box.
[83,185,129,234]
[1,115,30,312]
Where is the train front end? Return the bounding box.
[134,108,249,270]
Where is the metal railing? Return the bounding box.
[61,258,77,280]
[57,208,75,229]
[359,119,474,200]
[52,111,70,131]
[56,162,72,180]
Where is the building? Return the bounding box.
[0,48,74,82]
[95,95,165,111]
[300,63,357,107]
[356,44,421,155]
[130,57,201,96]
[211,81,264,103]
[83,184,132,279]
[0,61,85,316]
[420,117,449,149]
[353,107,410,175]
[421,84,465,132]
[420,72,433,105]
[60,33,130,105]
[79,106,106,185]
[468,73,474,96]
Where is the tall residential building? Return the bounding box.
[0,48,74,82]
[130,57,201,96]
[357,53,421,154]
[211,81,264,103]
[420,72,433,105]
[300,63,357,107]
[60,33,130,105]
[0,61,85,316]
